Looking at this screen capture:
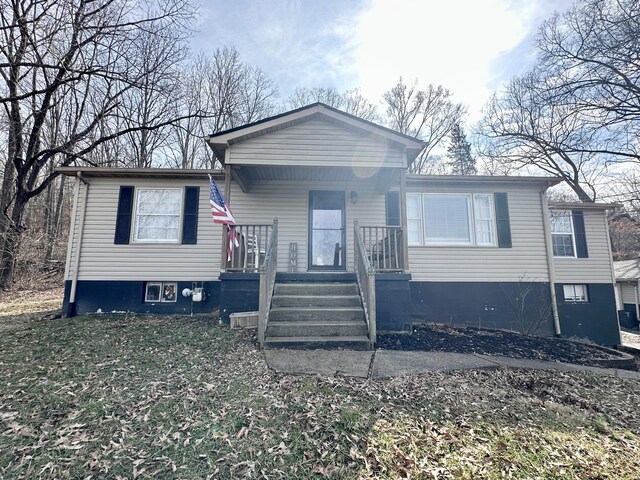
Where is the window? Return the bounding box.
[145,282,177,302]
[134,188,182,242]
[550,210,575,257]
[563,284,588,302]
[407,193,497,246]
[423,194,472,244]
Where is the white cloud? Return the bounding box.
[352,0,560,121]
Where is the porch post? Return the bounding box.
[399,168,409,272]
[220,164,232,271]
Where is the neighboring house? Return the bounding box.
[58,103,622,347]
[614,259,640,329]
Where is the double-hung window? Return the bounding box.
[407,193,496,246]
[550,210,575,257]
[134,188,182,242]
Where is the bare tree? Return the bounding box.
[537,0,640,164]
[477,73,604,201]
[285,86,378,121]
[287,86,345,110]
[117,24,185,168]
[382,78,466,173]
[0,0,196,287]
[166,47,278,170]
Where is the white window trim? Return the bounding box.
[407,192,498,247]
[145,281,178,303]
[563,284,588,302]
[473,193,497,247]
[550,209,577,258]
[406,192,423,246]
[133,188,183,243]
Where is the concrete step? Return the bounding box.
[269,307,365,323]
[274,282,359,296]
[263,335,372,350]
[272,294,361,308]
[266,320,368,337]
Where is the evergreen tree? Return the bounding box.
[447,123,477,175]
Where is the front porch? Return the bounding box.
[218,219,412,349]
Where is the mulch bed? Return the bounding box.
[377,323,626,369]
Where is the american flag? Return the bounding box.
[209,176,236,225]
[209,176,239,260]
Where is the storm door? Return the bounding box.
[308,191,346,270]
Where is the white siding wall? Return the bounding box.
[66,177,387,280]
[228,180,386,272]
[619,282,638,304]
[554,210,614,284]
[229,118,405,169]
[407,183,550,282]
[68,177,222,281]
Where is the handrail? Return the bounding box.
[354,221,376,348]
[360,225,404,272]
[258,219,278,347]
[225,223,273,273]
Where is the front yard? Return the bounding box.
[1,310,640,478]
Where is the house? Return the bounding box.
[58,103,622,347]
[614,259,640,329]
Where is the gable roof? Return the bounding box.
[206,102,426,165]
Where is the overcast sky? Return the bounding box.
[192,0,575,121]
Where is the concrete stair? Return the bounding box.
[264,279,371,350]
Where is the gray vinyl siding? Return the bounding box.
[66,177,387,280]
[407,184,550,282]
[67,177,222,281]
[619,282,638,304]
[228,117,406,168]
[554,210,614,284]
[227,180,386,272]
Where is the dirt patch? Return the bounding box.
[378,323,624,369]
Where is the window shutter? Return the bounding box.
[182,186,200,245]
[494,192,512,248]
[114,186,134,244]
[572,209,588,258]
[385,191,400,226]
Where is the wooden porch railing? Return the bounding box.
[354,221,376,348]
[225,224,273,273]
[360,225,405,272]
[258,220,278,347]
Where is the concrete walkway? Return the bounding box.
[264,349,640,380]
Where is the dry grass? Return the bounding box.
[0,295,639,478]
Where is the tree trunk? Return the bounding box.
[0,192,28,288]
[44,176,66,267]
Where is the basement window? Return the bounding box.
[145,282,177,302]
[563,284,588,302]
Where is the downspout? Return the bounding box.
[68,172,89,313]
[603,207,623,343]
[540,189,561,336]
[635,281,640,325]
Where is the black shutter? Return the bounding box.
[114,186,134,244]
[494,192,512,248]
[572,209,588,258]
[385,191,400,226]
[182,186,200,245]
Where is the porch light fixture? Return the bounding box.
[350,190,358,204]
